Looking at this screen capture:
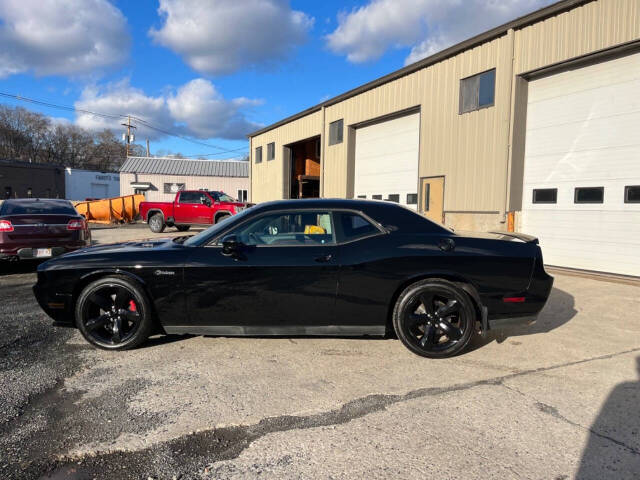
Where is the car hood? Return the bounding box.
[57,238,178,257]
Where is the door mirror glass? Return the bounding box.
[221,234,241,255]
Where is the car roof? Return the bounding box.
[253,198,396,211]
[3,198,71,204]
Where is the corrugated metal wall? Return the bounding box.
[250,0,640,215]
[120,173,250,203]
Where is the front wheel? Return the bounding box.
[75,277,154,350]
[148,213,165,233]
[392,279,476,358]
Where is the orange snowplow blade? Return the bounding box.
[73,195,145,224]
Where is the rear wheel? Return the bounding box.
[176,225,190,232]
[75,277,154,350]
[392,279,476,358]
[148,213,165,233]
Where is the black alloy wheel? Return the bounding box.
[393,279,476,358]
[149,213,165,233]
[76,277,153,350]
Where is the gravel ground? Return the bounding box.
[1,226,639,479]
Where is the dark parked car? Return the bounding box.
[0,198,91,261]
[33,199,552,358]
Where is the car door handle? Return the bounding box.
[315,254,333,263]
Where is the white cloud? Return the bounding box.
[326,0,554,65]
[74,79,261,141]
[149,0,314,75]
[0,0,129,78]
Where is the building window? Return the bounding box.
[255,146,263,164]
[574,187,604,204]
[329,119,344,145]
[237,189,248,202]
[532,188,557,204]
[164,183,185,194]
[459,69,496,114]
[267,142,275,161]
[357,195,366,199]
[423,184,430,211]
[625,186,640,203]
[386,194,400,203]
[406,193,418,205]
[372,194,382,200]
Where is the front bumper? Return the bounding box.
[32,283,74,325]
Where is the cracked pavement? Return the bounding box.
[1,232,639,479]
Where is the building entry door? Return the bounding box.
[420,176,444,224]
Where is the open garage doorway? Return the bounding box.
[284,136,321,199]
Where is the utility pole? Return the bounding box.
[121,115,137,157]
[146,139,150,157]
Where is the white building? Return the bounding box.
[65,168,120,200]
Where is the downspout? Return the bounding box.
[501,28,516,226]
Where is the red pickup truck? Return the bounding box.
[139,190,250,233]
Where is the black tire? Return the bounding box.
[176,225,190,232]
[75,276,154,350]
[148,213,165,233]
[215,213,231,224]
[392,279,476,358]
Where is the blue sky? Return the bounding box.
[0,0,553,159]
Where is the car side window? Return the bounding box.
[228,211,335,246]
[336,212,381,243]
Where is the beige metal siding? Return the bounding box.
[250,0,640,217]
[120,173,249,203]
[324,34,513,211]
[514,0,640,75]
[250,110,323,203]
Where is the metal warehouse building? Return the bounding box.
[120,156,250,203]
[249,0,640,277]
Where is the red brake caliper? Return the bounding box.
[128,300,137,312]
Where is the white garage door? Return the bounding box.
[354,112,420,210]
[521,52,640,276]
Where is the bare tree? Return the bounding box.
[0,104,166,171]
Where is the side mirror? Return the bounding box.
[221,234,241,256]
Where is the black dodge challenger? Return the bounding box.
[34,199,553,358]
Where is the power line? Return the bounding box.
[0,91,248,156]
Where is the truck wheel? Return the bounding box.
[148,213,166,233]
[215,213,231,224]
[176,225,190,232]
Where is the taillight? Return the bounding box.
[67,219,86,230]
[0,220,14,232]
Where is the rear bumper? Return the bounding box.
[0,243,86,260]
[488,314,538,330]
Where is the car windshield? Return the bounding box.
[182,207,254,246]
[0,200,77,215]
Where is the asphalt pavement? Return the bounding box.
[1,225,639,479]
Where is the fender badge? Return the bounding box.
[154,270,175,276]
